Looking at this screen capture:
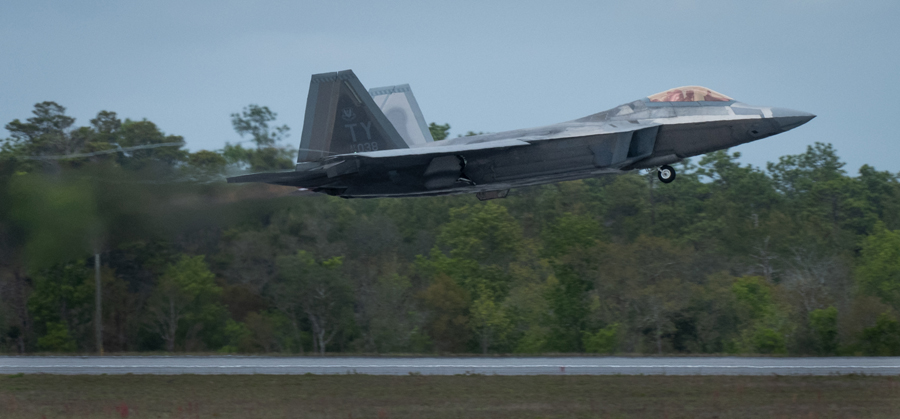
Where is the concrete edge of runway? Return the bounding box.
[1,356,899,376]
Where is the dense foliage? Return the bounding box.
[1,102,899,355]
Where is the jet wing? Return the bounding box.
[337,138,530,158]
[226,139,530,188]
[427,120,661,147]
[336,118,661,159]
[227,121,664,188]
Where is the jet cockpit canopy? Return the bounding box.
[648,86,732,103]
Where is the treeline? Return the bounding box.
[1,101,900,355]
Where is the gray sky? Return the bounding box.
[2,0,898,173]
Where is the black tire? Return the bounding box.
[657,165,676,183]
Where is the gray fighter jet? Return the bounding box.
[228,70,814,200]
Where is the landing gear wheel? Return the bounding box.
[657,165,676,183]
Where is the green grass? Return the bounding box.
[0,373,898,418]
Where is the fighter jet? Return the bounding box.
[227,70,814,200]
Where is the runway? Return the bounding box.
[1,356,899,375]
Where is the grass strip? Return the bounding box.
[0,373,898,418]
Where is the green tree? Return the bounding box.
[419,273,470,352]
[4,102,77,158]
[8,175,101,268]
[856,225,900,309]
[28,263,94,352]
[36,322,77,352]
[146,255,224,352]
[220,319,253,353]
[544,266,591,352]
[577,237,692,354]
[732,276,776,320]
[507,278,553,354]
[680,273,741,353]
[90,110,122,138]
[767,142,873,239]
[583,323,619,354]
[1,162,37,352]
[231,105,289,148]
[273,251,350,354]
[221,143,294,172]
[600,174,650,241]
[696,150,780,255]
[186,150,228,178]
[116,119,187,170]
[428,123,450,141]
[469,285,511,354]
[857,164,900,230]
[768,142,845,199]
[358,274,424,353]
[438,203,523,266]
[809,306,838,355]
[859,312,900,356]
[435,203,524,294]
[650,159,709,241]
[731,276,789,354]
[541,212,601,259]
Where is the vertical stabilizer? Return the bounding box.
[298,70,408,163]
[369,84,434,146]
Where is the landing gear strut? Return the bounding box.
[657,165,676,183]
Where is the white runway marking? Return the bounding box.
[4,364,900,370]
[1,357,898,375]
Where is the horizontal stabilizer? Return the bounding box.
[227,170,317,186]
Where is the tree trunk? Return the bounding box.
[654,307,663,355]
[648,172,656,227]
[11,269,30,353]
[289,314,304,354]
[165,299,177,352]
[308,312,324,355]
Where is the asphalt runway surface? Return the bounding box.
[1,356,899,375]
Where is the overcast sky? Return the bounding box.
[2,0,898,173]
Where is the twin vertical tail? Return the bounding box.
[298,70,411,163]
[369,84,434,146]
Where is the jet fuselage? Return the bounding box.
[227,72,814,200]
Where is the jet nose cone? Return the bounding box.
[771,108,816,132]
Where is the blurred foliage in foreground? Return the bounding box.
[1,101,900,355]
